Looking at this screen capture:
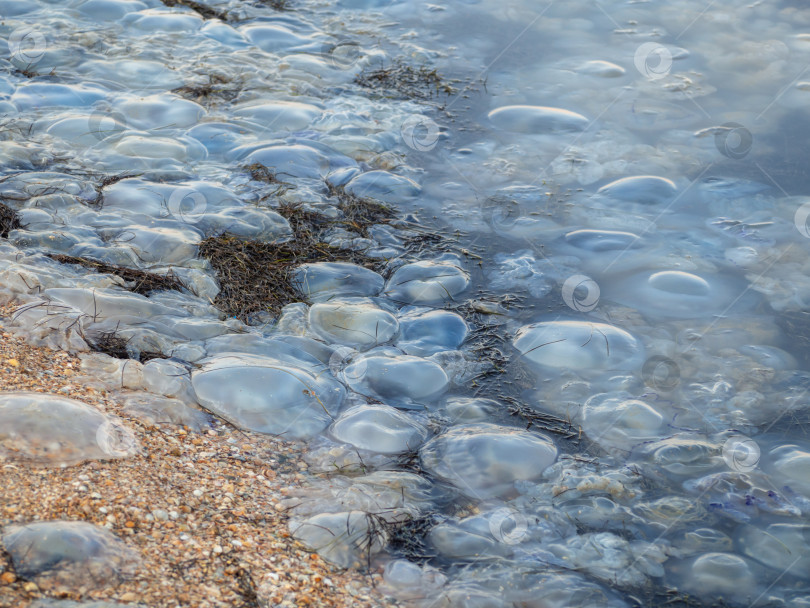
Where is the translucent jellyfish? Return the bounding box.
[120,393,211,432]
[768,444,810,496]
[329,404,428,453]
[191,354,345,438]
[639,435,723,479]
[342,354,449,407]
[285,470,437,518]
[576,60,625,78]
[0,392,139,466]
[114,93,205,130]
[240,24,317,53]
[428,520,512,560]
[669,528,733,557]
[232,100,320,130]
[123,8,204,32]
[344,170,421,203]
[737,523,810,577]
[488,105,589,133]
[596,176,677,204]
[308,299,398,350]
[582,393,666,453]
[380,560,447,601]
[606,269,758,319]
[244,145,331,179]
[1,521,140,592]
[420,423,557,498]
[440,397,500,422]
[396,308,468,356]
[562,229,643,253]
[513,320,644,373]
[292,262,384,300]
[672,553,757,604]
[385,261,470,305]
[290,511,386,568]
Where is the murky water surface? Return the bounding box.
[3,0,810,605]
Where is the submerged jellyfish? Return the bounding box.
[583,393,666,452]
[513,320,644,373]
[385,260,470,305]
[488,105,590,133]
[605,269,758,319]
[2,521,140,591]
[330,404,428,454]
[420,423,557,498]
[596,175,677,204]
[191,354,345,438]
[0,392,139,466]
[308,299,398,350]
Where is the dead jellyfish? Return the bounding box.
[396,308,468,356]
[290,511,387,568]
[582,393,666,453]
[737,523,810,577]
[513,320,644,373]
[308,299,398,350]
[1,521,140,592]
[0,392,139,466]
[190,353,345,438]
[606,269,757,319]
[670,528,733,557]
[639,435,722,479]
[344,170,421,203]
[488,105,589,133]
[380,560,447,601]
[596,175,677,204]
[575,60,626,78]
[672,553,757,604]
[291,262,384,301]
[342,354,449,407]
[767,444,810,496]
[562,228,643,253]
[329,404,428,454]
[385,260,470,305]
[419,423,557,498]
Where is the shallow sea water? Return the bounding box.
[3,0,810,606]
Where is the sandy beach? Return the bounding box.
[0,306,396,608]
